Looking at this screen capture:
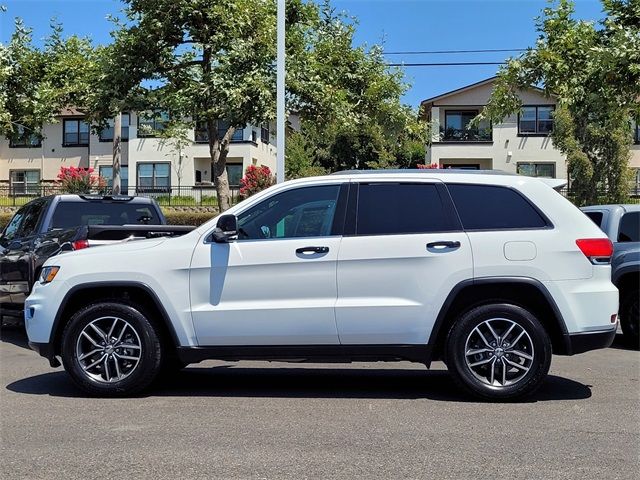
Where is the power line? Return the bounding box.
[388,62,507,67]
[383,48,528,55]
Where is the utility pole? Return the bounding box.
[112,112,122,195]
[276,0,285,183]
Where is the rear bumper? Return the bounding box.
[563,328,617,355]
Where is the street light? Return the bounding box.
[276,0,285,183]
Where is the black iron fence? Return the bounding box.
[0,184,242,207]
[1,183,638,208]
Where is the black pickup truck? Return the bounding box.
[0,195,195,321]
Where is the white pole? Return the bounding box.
[276,0,285,183]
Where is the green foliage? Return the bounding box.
[162,210,216,226]
[478,0,640,205]
[0,212,11,231]
[285,131,327,179]
[0,20,98,141]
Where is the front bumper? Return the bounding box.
[563,328,617,355]
[28,341,61,367]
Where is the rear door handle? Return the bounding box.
[427,241,461,252]
[296,246,329,254]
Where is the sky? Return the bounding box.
[0,0,606,108]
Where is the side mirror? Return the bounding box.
[211,214,238,243]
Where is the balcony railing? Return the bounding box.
[439,127,493,142]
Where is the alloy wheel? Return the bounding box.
[75,316,143,383]
[464,318,534,387]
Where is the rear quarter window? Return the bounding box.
[618,212,639,242]
[447,184,549,230]
[584,211,604,228]
[51,202,161,229]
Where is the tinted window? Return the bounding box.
[356,183,452,235]
[1,207,26,242]
[584,211,604,228]
[618,212,639,242]
[237,185,340,240]
[18,200,46,237]
[51,202,161,229]
[448,184,548,230]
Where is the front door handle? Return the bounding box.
[296,246,329,254]
[427,241,461,252]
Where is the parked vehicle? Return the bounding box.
[1,195,194,321]
[581,205,639,347]
[25,171,619,400]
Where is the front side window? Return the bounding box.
[99,113,130,141]
[63,119,90,146]
[448,184,548,230]
[237,185,341,240]
[517,162,556,178]
[9,125,41,148]
[1,207,26,242]
[356,183,453,236]
[137,163,170,192]
[10,170,40,195]
[519,106,554,135]
[618,212,639,243]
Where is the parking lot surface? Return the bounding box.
[1,326,638,480]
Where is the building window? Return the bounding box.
[194,120,244,143]
[63,119,90,146]
[137,163,170,192]
[138,111,169,137]
[261,123,270,143]
[99,166,129,194]
[635,121,639,144]
[9,170,40,195]
[519,106,554,135]
[517,162,556,178]
[227,164,243,188]
[99,113,130,142]
[9,125,41,148]
[442,110,492,141]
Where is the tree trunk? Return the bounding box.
[112,112,122,195]
[207,119,235,212]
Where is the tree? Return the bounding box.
[156,121,192,191]
[0,19,97,147]
[477,0,640,205]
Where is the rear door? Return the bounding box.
[335,180,473,344]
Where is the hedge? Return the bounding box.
[0,210,216,232]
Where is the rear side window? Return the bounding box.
[51,202,161,229]
[356,183,453,235]
[618,212,639,242]
[584,211,604,228]
[447,184,548,230]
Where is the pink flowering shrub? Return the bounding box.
[57,166,106,194]
[417,163,440,169]
[239,165,275,199]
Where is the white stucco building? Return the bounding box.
[422,77,640,188]
[0,109,276,195]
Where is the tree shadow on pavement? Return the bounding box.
[6,364,592,403]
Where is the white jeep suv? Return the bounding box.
[24,170,619,400]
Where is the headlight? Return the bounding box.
[40,266,60,284]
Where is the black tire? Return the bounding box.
[620,291,639,349]
[445,303,552,401]
[61,302,163,397]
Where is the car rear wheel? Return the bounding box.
[61,302,163,396]
[445,303,552,401]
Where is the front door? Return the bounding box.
[335,181,473,345]
[189,183,347,345]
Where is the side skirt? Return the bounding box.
[177,345,433,365]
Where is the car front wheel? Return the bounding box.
[61,302,163,396]
[445,303,552,401]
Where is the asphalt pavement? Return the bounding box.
[1,326,638,480]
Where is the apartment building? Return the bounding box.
[422,77,640,186]
[0,109,276,194]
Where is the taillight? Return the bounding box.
[72,239,90,250]
[576,238,613,264]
